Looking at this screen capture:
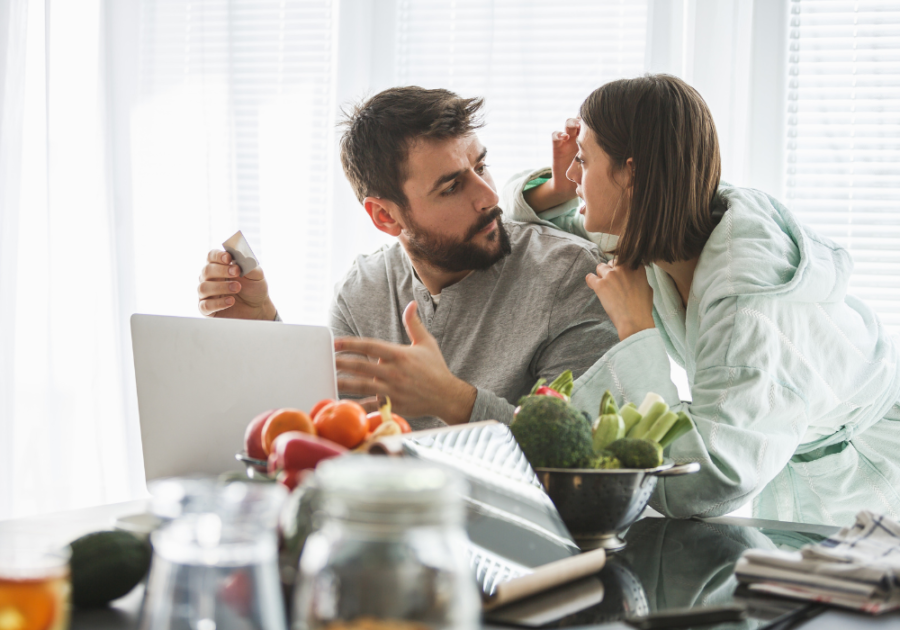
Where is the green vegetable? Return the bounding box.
[607,438,664,469]
[511,395,594,468]
[599,390,619,416]
[637,392,667,416]
[70,530,152,608]
[644,410,679,444]
[592,413,625,452]
[659,412,694,448]
[589,451,622,469]
[628,401,669,439]
[620,403,642,435]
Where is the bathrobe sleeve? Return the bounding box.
[502,168,617,260]
[502,168,592,237]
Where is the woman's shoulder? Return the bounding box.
[693,184,853,308]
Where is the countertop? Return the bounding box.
[3,500,898,629]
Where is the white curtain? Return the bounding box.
[0,0,145,520]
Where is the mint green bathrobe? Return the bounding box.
[504,168,900,526]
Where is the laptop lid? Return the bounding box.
[130,314,337,481]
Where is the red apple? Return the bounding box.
[270,431,347,473]
[244,409,277,461]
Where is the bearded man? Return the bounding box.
[197,87,617,429]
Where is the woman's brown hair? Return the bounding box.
[579,74,721,269]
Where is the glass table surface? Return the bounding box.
[484,514,885,629]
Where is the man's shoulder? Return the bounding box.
[504,221,601,273]
[337,242,408,289]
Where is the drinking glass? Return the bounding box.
[0,537,70,630]
[140,480,287,630]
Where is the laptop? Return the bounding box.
[130,314,338,481]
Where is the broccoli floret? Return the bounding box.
[510,396,594,469]
[589,452,622,470]
[606,438,663,469]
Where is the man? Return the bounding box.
[197,87,617,429]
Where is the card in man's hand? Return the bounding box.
[222,230,259,276]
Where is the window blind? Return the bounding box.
[785,0,900,335]
[395,0,648,189]
[135,0,335,323]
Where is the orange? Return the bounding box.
[314,401,369,449]
[309,399,335,421]
[366,411,412,434]
[261,408,315,455]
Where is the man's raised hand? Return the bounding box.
[197,249,277,320]
[334,301,477,425]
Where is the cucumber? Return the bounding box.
[69,530,152,608]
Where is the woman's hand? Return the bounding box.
[586,261,656,341]
[523,118,581,212]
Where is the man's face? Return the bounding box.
[397,134,511,273]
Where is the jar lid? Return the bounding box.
[315,455,466,525]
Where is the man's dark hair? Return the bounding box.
[580,74,722,269]
[339,87,485,209]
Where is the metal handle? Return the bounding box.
[654,462,700,477]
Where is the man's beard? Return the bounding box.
[404,207,512,273]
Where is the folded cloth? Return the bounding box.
[735,510,900,614]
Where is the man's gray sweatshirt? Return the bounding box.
[329,221,619,429]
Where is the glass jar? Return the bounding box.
[292,456,480,630]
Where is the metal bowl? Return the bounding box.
[235,452,271,479]
[535,460,700,552]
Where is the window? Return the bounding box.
[134,0,336,324]
[785,0,900,335]
[394,0,649,188]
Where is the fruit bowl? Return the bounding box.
[235,452,270,479]
[534,460,699,552]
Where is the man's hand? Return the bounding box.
[197,249,277,320]
[334,302,477,425]
[586,261,656,341]
[523,118,581,213]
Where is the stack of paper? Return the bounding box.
[735,511,900,614]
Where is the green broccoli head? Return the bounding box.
[589,452,622,470]
[606,438,664,469]
[510,395,594,469]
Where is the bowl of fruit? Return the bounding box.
[511,373,699,551]
[238,398,413,491]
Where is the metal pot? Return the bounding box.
[535,461,700,551]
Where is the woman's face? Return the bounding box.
[566,124,632,235]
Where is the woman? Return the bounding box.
[502,74,900,525]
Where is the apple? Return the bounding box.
[244,409,277,461]
[269,431,347,474]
